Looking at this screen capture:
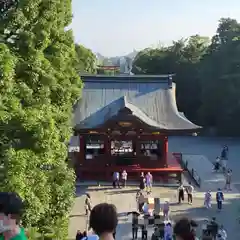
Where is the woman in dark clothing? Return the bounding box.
[75,230,83,240]
[139,172,145,190]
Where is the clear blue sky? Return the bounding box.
[71,0,240,57]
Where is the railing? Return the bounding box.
[172,153,201,187]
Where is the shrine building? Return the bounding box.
[70,74,201,182]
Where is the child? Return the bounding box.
[0,192,27,239]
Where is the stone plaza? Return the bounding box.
[68,183,240,240]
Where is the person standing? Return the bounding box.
[121,170,127,187]
[186,182,194,204]
[127,211,140,239]
[89,203,117,240]
[138,192,145,213]
[220,146,229,172]
[139,172,145,190]
[164,222,173,240]
[177,184,185,204]
[145,172,153,194]
[224,169,232,191]
[163,201,170,221]
[216,188,224,211]
[85,193,92,216]
[113,172,120,188]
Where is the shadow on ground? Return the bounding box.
[105,189,138,195]
[170,196,240,239]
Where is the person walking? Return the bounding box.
[121,170,127,187]
[216,188,224,211]
[186,182,194,204]
[204,190,212,209]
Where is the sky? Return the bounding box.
[71,0,240,57]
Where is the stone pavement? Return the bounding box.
[182,154,238,193]
[68,183,240,239]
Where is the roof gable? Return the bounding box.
[74,75,201,131]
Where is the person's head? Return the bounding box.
[217,188,221,191]
[83,231,87,236]
[188,182,191,185]
[89,203,118,236]
[0,192,24,233]
[174,218,195,240]
[212,217,216,221]
[86,193,90,199]
[141,172,144,176]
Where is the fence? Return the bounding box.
[172,153,201,187]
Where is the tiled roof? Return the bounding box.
[73,75,201,131]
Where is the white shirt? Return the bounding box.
[218,229,227,240]
[122,172,127,180]
[188,185,194,194]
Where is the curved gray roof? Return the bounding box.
[73,75,201,131]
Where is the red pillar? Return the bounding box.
[163,136,168,167]
[79,135,85,164]
[105,135,111,157]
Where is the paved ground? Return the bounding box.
[169,136,240,183]
[68,184,240,240]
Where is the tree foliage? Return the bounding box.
[132,18,240,136]
[75,44,97,73]
[0,0,82,238]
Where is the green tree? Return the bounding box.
[199,18,240,135]
[132,36,209,122]
[0,0,82,238]
[75,44,97,73]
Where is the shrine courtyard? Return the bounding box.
[68,185,240,240]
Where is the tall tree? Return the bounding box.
[75,44,97,73]
[199,18,240,135]
[132,36,209,122]
[0,0,82,238]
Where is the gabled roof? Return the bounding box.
[73,75,201,131]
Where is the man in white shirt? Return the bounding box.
[187,182,194,204]
[121,170,127,187]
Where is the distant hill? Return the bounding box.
[95,50,138,73]
[96,50,138,64]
